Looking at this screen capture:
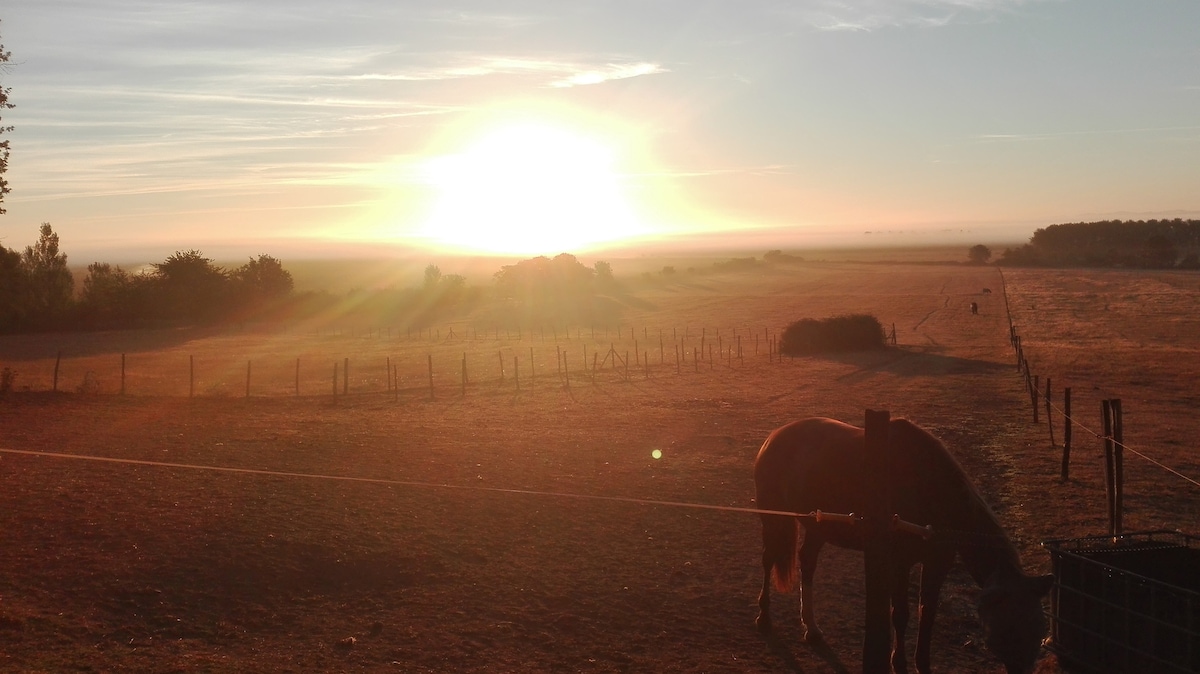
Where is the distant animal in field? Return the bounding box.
[970,301,979,315]
[982,288,992,294]
[754,417,1053,674]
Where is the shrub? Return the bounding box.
[0,367,15,394]
[779,314,887,355]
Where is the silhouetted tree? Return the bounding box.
[423,264,442,289]
[494,253,596,303]
[0,24,12,214]
[79,262,132,326]
[0,242,26,331]
[968,244,992,264]
[153,250,228,323]
[21,222,73,324]
[593,260,614,285]
[231,255,293,301]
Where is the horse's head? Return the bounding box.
[977,571,1055,674]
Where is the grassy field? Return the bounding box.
[1,258,1197,672]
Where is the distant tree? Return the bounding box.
[967,244,992,265]
[1141,235,1177,269]
[593,260,613,285]
[494,253,594,301]
[0,24,13,213]
[0,243,26,331]
[662,265,676,276]
[152,250,228,323]
[21,222,73,323]
[79,262,132,325]
[423,264,442,289]
[231,254,293,301]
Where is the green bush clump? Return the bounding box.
[779,314,886,355]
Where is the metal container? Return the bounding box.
[1042,530,1200,673]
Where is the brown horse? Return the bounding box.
[754,417,1053,674]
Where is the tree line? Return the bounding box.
[998,219,1200,269]
[1,223,297,332]
[0,224,628,335]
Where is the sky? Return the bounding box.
[0,0,1198,261]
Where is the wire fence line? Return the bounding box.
[1,324,790,396]
[996,266,1200,492]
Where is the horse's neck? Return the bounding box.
[954,506,1023,587]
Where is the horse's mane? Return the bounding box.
[889,418,1022,585]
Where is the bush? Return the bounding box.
[779,314,887,355]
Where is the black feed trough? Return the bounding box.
[1043,530,1200,673]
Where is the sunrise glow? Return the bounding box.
[414,123,651,255]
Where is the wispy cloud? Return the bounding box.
[350,57,667,88]
[550,62,667,88]
[783,0,1048,32]
[973,125,1200,143]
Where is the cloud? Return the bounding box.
[349,58,667,88]
[782,0,1048,32]
[550,62,667,88]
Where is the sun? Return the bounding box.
[414,122,649,255]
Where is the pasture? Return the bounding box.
[2,258,1198,672]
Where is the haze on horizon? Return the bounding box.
[1,1,1198,262]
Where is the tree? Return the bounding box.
[22,222,74,323]
[231,254,293,300]
[593,260,613,285]
[968,244,992,264]
[0,242,26,331]
[79,262,132,326]
[153,250,228,323]
[423,264,442,289]
[0,23,13,213]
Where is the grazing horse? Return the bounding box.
[754,417,1053,674]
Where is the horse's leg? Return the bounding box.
[798,530,825,643]
[914,551,953,674]
[890,563,913,674]
[756,541,773,632]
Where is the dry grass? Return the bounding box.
[1,258,1195,672]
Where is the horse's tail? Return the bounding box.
[761,513,799,592]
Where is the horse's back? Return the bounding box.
[754,417,971,527]
[754,417,865,514]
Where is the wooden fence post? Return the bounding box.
[514,356,520,391]
[1032,374,1039,423]
[1044,377,1054,447]
[1060,387,1072,481]
[387,357,392,392]
[1112,399,1124,537]
[1102,400,1115,536]
[461,354,467,396]
[530,347,535,385]
[499,350,505,382]
[863,409,893,674]
[563,352,571,391]
[52,350,61,393]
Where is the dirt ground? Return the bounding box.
[2,261,1194,672]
